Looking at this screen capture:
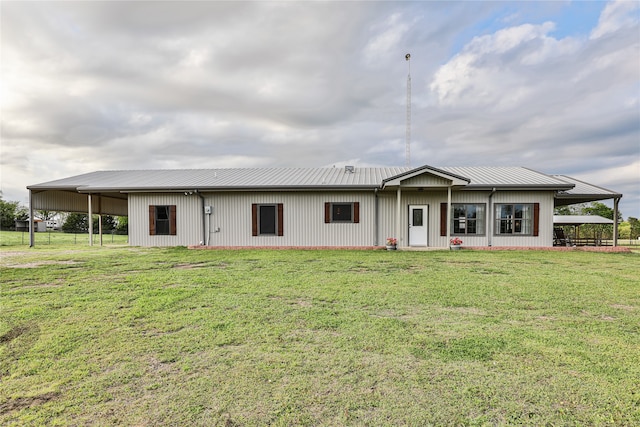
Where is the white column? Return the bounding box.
[396,187,402,247]
[88,194,93,246]
[447,186,452,247]
[29,190,35,247]
[613,197,620,247]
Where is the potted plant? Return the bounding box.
[450,237,463,250]
[386,237,398,250]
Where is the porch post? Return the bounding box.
[88,194,93,246]
[396,187,402,247]
[98,195,103,246]
[613,197,620,247]
[447,186,452,247]
[29,190,35,247]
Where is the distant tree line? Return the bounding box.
[555,201,640,241]
[0,195,127,234]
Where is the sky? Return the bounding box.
[1,1,639,218]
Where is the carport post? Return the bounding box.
[613,197,620,247]
[29,190,35,247]
[88,194,93,246]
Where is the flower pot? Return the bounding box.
[450,244,461,251]
[386,245,397,251]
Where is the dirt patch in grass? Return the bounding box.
[0,392,60,414]
[3,260,82,269]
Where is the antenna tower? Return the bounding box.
[405,53,411,168]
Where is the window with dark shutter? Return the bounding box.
[325,202,359,223]
[149,205,176,236]
[252,203,283,236]
[440,203,447,236]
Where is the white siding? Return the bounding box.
[204,191,377,247]
[376,189,555,248]
[129,194,203,247]
[128,189,555,248]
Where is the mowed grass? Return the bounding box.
[1,244,639,426]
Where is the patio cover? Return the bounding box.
[553,215,614,226]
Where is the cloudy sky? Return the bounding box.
[2,1,639,217]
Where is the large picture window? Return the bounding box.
[149,205,176,236]
[452,204,485,235]
[325,202,360,223]
[252,204,284,236]
[495,203,539,236]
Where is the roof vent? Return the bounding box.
[345,165,355,174]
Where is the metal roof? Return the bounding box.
[28,165,578,192]
[552,175,622,205]
[553,215,614,225]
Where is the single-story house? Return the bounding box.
[26,165,623,248]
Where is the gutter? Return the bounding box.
[195,190,207,246]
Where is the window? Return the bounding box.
[495,203,539,236]
[452,204,486,235]
[252,204,283,236]
[324,202,360,223]
[149,205,176,235]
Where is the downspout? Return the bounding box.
[196,190,207,246]
[488,188,497,247]
[374,188,379,246]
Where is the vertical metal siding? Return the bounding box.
[204,191,377,247]
[129,193,202,246]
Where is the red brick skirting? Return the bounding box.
[188,245,631,252]
[465,246,632,252]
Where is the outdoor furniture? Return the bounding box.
[554,228,572,246]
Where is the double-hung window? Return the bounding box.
[495,204,538,235]
[452,204,485,235]
[324,202,360,223]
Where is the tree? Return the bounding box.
[0,196,27,230]
[115,216,128,235]
[62,213,89,233]
[629,217,640,240]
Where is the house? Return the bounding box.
[26,165,623,248]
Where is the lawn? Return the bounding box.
[1,243,639,426]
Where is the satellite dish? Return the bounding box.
[405,53,411,60]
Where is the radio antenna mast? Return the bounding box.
[405,53,411,168]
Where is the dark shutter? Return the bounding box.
[533,203,540,237]
[149,205,156,235]
[169,205,177,236]
[354,202,360,223]
[277,203,284,236]
[440,203,447,236]
[252,204,258,236]
[325,202,331,223]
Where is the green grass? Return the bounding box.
[1,243,639,426]
[0,230,129,247]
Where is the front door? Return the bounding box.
[409,205,428,246]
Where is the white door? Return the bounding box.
[409,205,428,246]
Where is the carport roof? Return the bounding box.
[552,175,622,206]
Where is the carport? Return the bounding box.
[552,175,622,246]
[553,215,615,246]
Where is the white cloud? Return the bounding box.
[590,0,640,39]
[1,1,638,218]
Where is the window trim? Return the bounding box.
[324,202,360,223]
[252,203,284,236]
[494,203,540,236]
[149,205,176,236]
[451,203,486,236]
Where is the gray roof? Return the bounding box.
[553,215,614,225]
[28,165,577,193]
[552,175,622,205]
